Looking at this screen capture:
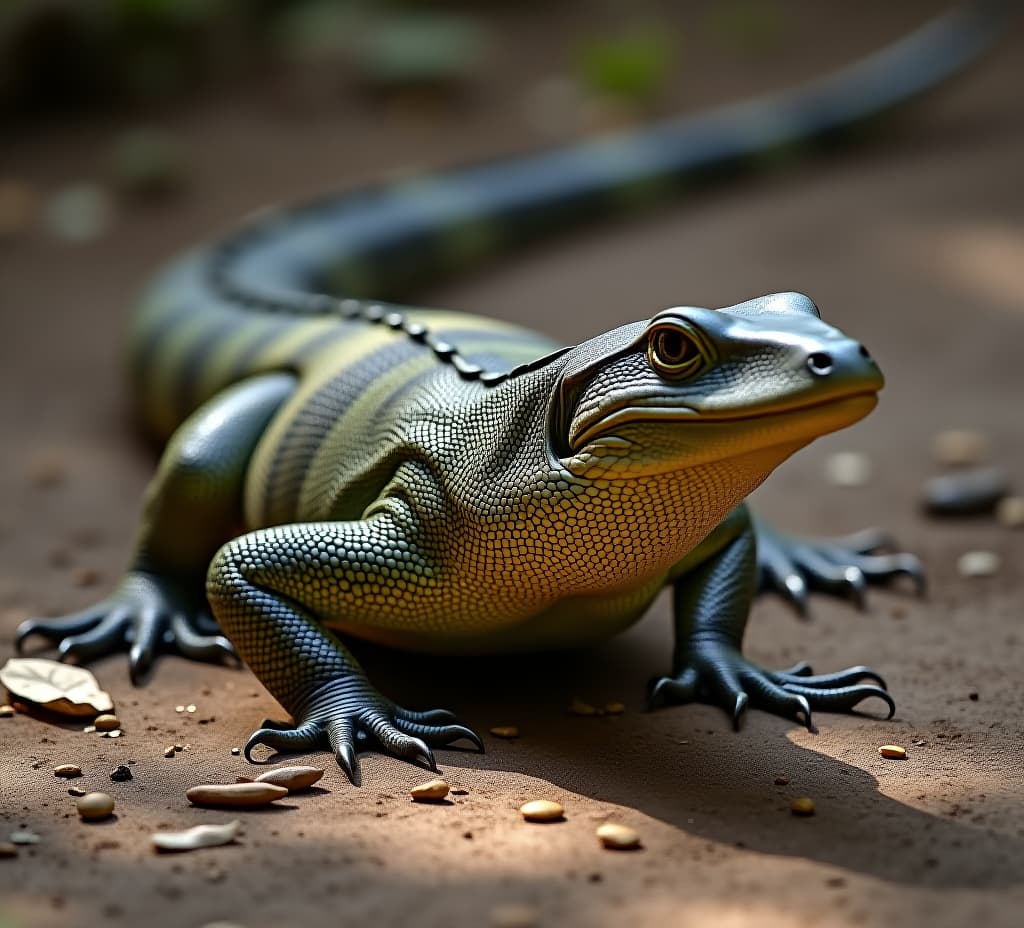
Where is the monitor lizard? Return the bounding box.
[16,3,1003,782]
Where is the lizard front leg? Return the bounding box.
[648,508,894,730]
[206,497,482,783]
[17,373,295,681]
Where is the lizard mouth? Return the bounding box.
[569,389,879,451]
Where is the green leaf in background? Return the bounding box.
[576,29,673,105]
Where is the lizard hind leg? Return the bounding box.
[754,518,926,616]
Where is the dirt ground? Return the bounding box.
[1,4,1023,927]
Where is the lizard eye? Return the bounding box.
[647,324,706,379]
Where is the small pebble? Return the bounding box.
[567,697,600,716]
[77,792,115,821]
[996,496,1024,529]
[175,705,185,713]
[932,429,989,466]
[186,783,288,808]
[924,468,1010,517]
[969,692,979,701]
[9,830,39,845]
[103,729,123,739]
[0,842,17,859]
[53,764,82,779]
[254,766,324,792]
[230,747,240,756]
[596,822,642,850]
[957,550,1001,578]
[791,797,816,816]
[174,744,185,752]
[0,705,15,718]
[410,778,450,802]
[68,787,87,797]
[519,799,564,822]
[110,765,133,782]
[186,704,197,713]
[878,745,907,759]
[774,776,790,786]
[164,746,175,758]
[489,726,520,738]
[824,451,872,488]
[94,714,120,732]
[82,725,96,734]
[490,902,540,928]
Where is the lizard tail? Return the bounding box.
[127,1,1009,440]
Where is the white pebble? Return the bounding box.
[824,451,872,488]
[957,550,1001,578]
[152,820,241,853]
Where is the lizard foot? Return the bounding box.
[648,638,894,731]
[755,521,925,616]
[15,570,237,684]
[244,682,484,785]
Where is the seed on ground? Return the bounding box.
[230,747,240,756]
[0,705,15,718]
[164,746,175,758]
[519,799,564,822]
[410,778,450,802]
[932,429,990,466]
[604,702,625,715]
[77,792,115,821]
[94,714,120,732]
[9,830,39,845]
[567,697,599,716]
[878,745,907,759]
[186,782,288,808]
[82,725,96,734]
[186,704,197,713]
[254,766,324,792]
[68,787,87,797]
[53,764,82,778]
[824,451,872,487]
[596,823,641,850]
[103,729,122,739]
[0,842,17,858]
[152,820,241,854]
[957,550,1001,578]
[774,776,790,786]
[110,765,133,782]
[996,496,1024,529]
[791,797,816,817]
[175,705,185,713]
[489,726,520,738]
[174,744,184,752]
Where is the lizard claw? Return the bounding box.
[650,637,887,732]
[755,519,925,616]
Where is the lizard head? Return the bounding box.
[553,292,883,480]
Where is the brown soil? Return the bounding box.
[1,4,1022,927]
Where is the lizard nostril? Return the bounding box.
[807,352,833,377]
[858,343,872,360]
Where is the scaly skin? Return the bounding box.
[18,5,1002,782]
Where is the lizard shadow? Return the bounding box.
[351,621,1024,892]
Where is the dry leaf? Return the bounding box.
[151,821,241,853]
[0,658,114,717]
